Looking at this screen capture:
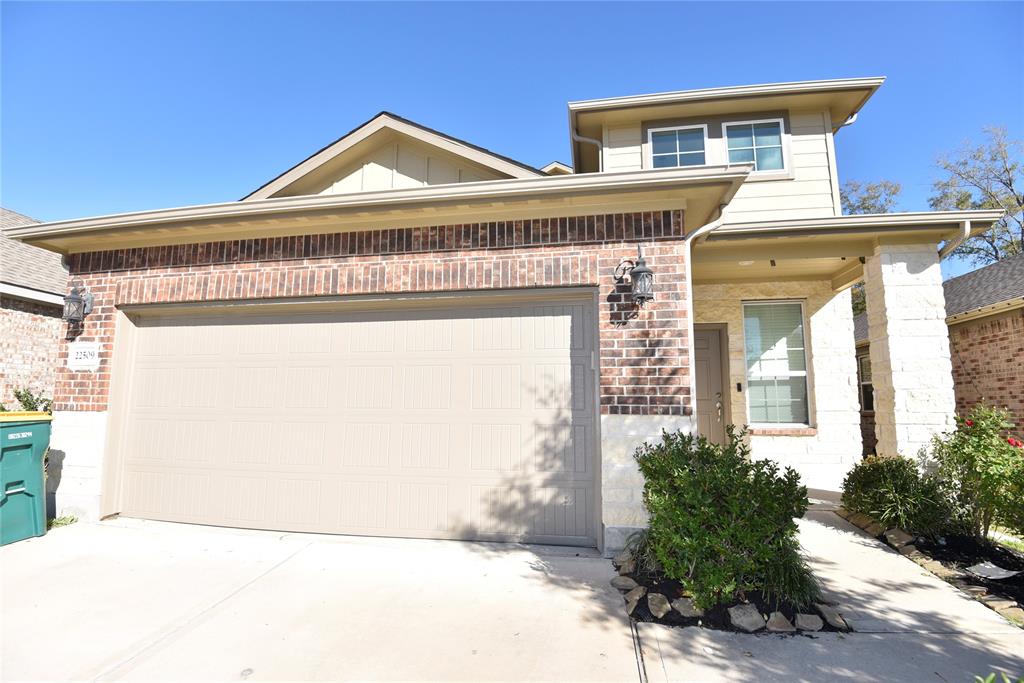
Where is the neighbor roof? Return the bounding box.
[0,207,67,300]
[243,111,544,200]
[944,252,1024,319]
[854,253,1024,343]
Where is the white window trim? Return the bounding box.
[741,299,811,428]
[858,353,874,413]
[647,124,710,169]
[723,117,788,175]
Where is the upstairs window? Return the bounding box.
[725,119,785,171]
[743,301,809,425]
[649,125,707,168]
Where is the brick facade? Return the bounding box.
[949,308,1024,427]
[58,210,692,416]
[0,295,63,409]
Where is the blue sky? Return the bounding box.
[3,2,1022,278]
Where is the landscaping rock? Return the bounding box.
[980,596,1017,611]
[998,607,1024,626]
[898,543,918,556]
[617,559,636,575]
[815,603,850,630]
[848,513,872,529]
[671,596,704,618]
[962,585,988,597]
[766,612,796,633]
[611,576,639,591]
[648,593,671,619]
[884,528,914,548]
[728,603,765,632]
[834,507,852,520]
[624,586,646,615]
[794,613,823,631]
[864,522,886,537]
[612,550,633,568]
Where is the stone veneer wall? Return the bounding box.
[0,295,63,409]
[949,307,1024,426]
[693,281,862,490]
[51,210,692,547]
[864,244,956,458]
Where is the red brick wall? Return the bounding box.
[949,308,1024,427]
[58,210,692,416]
[0,295,63,409]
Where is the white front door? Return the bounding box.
[694,327,726,445]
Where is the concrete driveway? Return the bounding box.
[2,520,637,682]
[4,511,1024,682]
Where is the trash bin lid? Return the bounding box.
[0,411,53,423]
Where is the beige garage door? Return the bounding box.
[116,296,598,546]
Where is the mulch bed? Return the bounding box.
[622,570,843,633]
[915,534,1024,605]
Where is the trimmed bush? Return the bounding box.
[925,405,1024,541]
[634,427,818,610]
[841,456,946,536]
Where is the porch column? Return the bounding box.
[863,243,955,458]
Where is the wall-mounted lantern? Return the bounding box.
[615,245,655,307]
[63,280,94,324]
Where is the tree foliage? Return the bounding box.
[929,126,1023,265]
[840,179,903,215]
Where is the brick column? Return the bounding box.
[863,243,955,457]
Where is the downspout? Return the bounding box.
[572,129,603,172]
[681,205,728,425]
[939,220,971,259]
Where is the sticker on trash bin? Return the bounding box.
[7,432,31,440]
[67,341,100,371]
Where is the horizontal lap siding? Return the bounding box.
[57,210,691,418]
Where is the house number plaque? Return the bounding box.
[67,341,100,371]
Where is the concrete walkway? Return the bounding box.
[4,511,1023,682]
[640,509,1024,682]
[2,520,637,681]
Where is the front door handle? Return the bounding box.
[715,392,723,422]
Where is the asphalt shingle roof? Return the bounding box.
[853,253,1024,343]
[1,207,68,296]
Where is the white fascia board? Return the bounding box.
[6,165,753,242]
[0,282,65,306]
[567,77,886,112]
[709,210,1006,239]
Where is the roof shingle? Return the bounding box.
[1,207,68,296]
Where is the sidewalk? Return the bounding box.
[639,509,1024,682]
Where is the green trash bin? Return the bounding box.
[0,411,52,546]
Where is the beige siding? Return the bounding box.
[601,109,841,221]
[318,137,503,195]
[724,110,838,221]
[602,125,642,172]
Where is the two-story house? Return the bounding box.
[7,77,1002,553]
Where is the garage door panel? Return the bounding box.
[119,297,598,546]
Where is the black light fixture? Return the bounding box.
[615,245,655,307]
[63,280,94,324]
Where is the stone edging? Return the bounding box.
[835,507,1024,627]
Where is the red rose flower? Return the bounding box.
[965,420,975,427]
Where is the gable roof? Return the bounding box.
[0,208,68,301]
[243,112,544,200]
[854,253,1024,343]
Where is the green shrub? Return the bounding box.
[925,405,1024,541]
[2,388,53,414]
[841,455,946,535]
[634,426,818,610]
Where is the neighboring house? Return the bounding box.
[855,254,1024,454]
[8,78,1004,554]
[0,208,68,408]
